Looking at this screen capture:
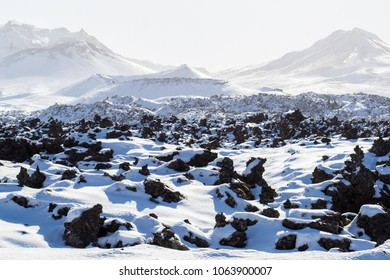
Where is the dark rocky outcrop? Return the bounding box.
[183,232,209,248]
[318,237,351,252]
[0,139,41,162]
[261,207,280,218]
[61,169,77,180]
[312,167,334,183]
[215,213,228,228]
[168,159,190,172]
[275,234,297,250]
[152,227,189,251]
[216,157,236,184]
[357,211,390,245]
[64,204,104,248]
[369,137,390,156]
[219,231,247,248]
[187,150,217,167]
[144,179,184,203]
[139,165,150,176]
[12,195,33,208]
[17,166,46,189]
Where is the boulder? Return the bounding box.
[144,179,184,203]
[152,227,189,251]
[64,204,104,248]
[318,237,351,252]
[187,150,217,167]
[168,159,190,172]
[17,166,46,189]
[275,234,297,250]
[219,231,247,248]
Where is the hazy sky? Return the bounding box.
[1,0,389,71]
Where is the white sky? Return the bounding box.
[1,0,389,71]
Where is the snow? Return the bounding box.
[359,205,386,218]
[216,28,390,97]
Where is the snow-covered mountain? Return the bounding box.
[57,64,254,102]
[217,28,390,96]
[0,21,154,104]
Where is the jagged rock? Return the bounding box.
[219,231,247,248]
[275,234,297,250]
[64,204,104,248]
[61,169,77,180]
[41,138,64,154]
[327,146,378,213]
[144,179,184,203]
[357,211,390,245]
[261,207,280,218]
[52,207,70,220]
[119,162,131,171]
[282,219,308,230]
[312,167,334,183]
[216,157,236,184]
[103,172,126,181]
[242,157,267,186]
[48,203,57,212]
[155,152,179,162]
[139,165,150,176]
[311,199,328,209]
[149,213,158,219]
[260,185,277,204]
[99,118,113,128]
[183,232,209,248]
[298,244,309,251]
[369,137,390,156]
[309,214,348,234]
[283,199,299,209]
[152,227,189,251]
[215,213,228,228]
[283,109,305,125]
[99,219,132,237]
[318,237,351,252]
[17,166,46,189]
[229,181,254,200]
[0,138,41,162]
[245,204,260,212]
[12,195,33,208]
[168,159,190,172]
[95,163,112,170]
[224,192,237,208]
[187,150,217,167]
[231,218,257,232]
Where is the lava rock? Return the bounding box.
[139,165,150,176]
[229,181,254,200]
[283,199,299,209]
[215,213,228,228]
[275,234,297,250]
[311,199,328,209]
[318,237,351,252]
[312,167,334,183]
[216,157,236,184]
[0,138,41,162]
[119,162,131,171]
[152,227,189,251]
[168,159,190,172]
[369,137,390,156]
[17,166,46,189]
[219,231,247,248]
[64,204,104,248]
[183,232,209,248]
[144,179,184,203]
[357,211,390,245]
[187,150,217,167]
[95,163,112,170]
[61,169,77,180]
[261,207,280,218]
[12,195,33,208]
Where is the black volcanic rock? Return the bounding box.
[64,204,104,248]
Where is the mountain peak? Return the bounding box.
[153,64,211,79]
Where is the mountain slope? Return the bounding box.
[57,64,254,102]
[217,28,390,95]
[0,21,154,104]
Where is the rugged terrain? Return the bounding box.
[1,109,389,259]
